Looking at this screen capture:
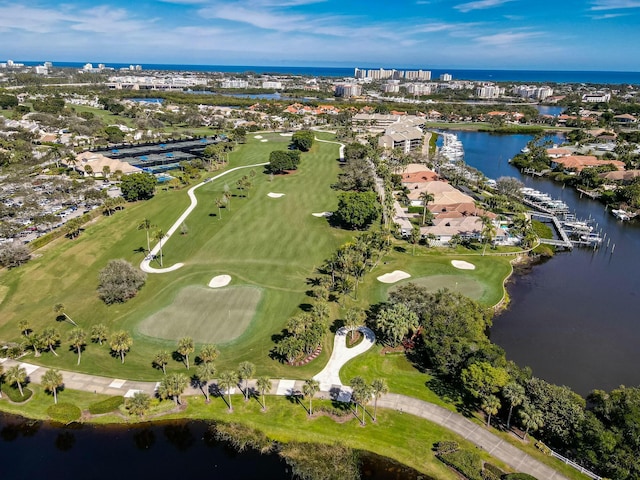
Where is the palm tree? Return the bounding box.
[196,362,217,403]
[349,376,366,420]
[68,328,87,365]
[199,344,219,364]
[482,395,501,427]
[410,224,421,256]
[24,333,43,357]
[153,229,165,267]
[177,337,195,370]
[110,330,133,364]
[158,373,189,405]
[6,365,27,397]
[153,351,170,375]
[0,365,3,398]
[480,214,496,256]
[519,404,544,441]
[137,218,156,253]
[215,198,224,220]
[419,191,434,226]
[90,324,108,346]
[503,382,526,429]
[41,369,63,404]
[218,370,238,411]
[126,392,151,416]
[238,361,255,401]
[18,320,31,337]
[344,308,366,341]
[370,378,389,422]
[41,327,60,356]
[256,376,271,411]
[53,303,77,326]
[302,379,320,416]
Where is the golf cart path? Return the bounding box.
[140,162,268,273]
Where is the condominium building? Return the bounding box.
[582,92,611,103]
[405,83,436,96]
[439,73,452,81]
[262,81,283,89]
[221,79,249,89]
[354,67,432,81]
[476,84,504,99]
[335,83,362,98]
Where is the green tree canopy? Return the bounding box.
[334,191,380,230]
[120,173,157,201]
[291,130,314,151]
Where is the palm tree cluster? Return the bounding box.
[273,311,327,365]
[349,377,389,425]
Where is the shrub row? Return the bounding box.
[88,396,124,414]
[47,403,82,423]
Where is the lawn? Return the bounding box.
[0,132,351,380]
[389,274,486,301]
[137,285,263,343]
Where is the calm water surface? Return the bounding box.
[455,130,640,395]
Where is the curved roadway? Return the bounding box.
[140,162,268,273]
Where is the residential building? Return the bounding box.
[439,73,452,81]
[262,81,283,89]
[221,79,249,89]
[582,92,611,103]
[476,84,504,99]
[335,83,362,98]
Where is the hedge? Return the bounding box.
[438,449,483,480]
[1,385,33,403]
[88,396,124,414]
[47,403,82,423]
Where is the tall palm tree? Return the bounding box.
[199,344,219,364]
[218,371,238,411]
[503,382,526,429]
[482,395,501,427]
[53,303,77,326]
[110,330,133,364]
[419,191,434,226]
[302,379,320,416]
[6,365,27,397]
[153,351,170,375]
[159,373,189,405]
[238,361,255,401]
[519,404,544,441]
[18,320,31,337]
[41,369,63,404]
[41,327,60,356]
[344,308,366,341]
[349,376,366,418]
[177,337,194,370]
[153,229,165,267]
[410,224,421,256]
[256,376,271,411]
[24,333,43,357]
[90,324,108,346]
[215,198,224,220]
[137,218,156,253]
[370,378,389,422]
[480,214,496,256]
[196,362,217,403]
[68,328,87,365]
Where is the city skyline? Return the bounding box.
[1,0,640,71]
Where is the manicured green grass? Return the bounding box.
[389,274,486,301]
[137,285,262,343]
[0,132,350,380]
[69,104,135,128]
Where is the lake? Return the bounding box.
[453,130,640,396]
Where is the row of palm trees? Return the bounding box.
[0,364,64,404]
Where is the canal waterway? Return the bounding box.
[0,414,428,479]
[454,130,640,396]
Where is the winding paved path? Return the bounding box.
[140,162,268,274]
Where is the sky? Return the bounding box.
[1,0,640,71]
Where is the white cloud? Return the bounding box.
[590,0,640,9]
[455,0,515,13]
[475,30,542,46]
[590,12,630,18]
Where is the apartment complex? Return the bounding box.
[335,83,362,98]
[354,67,431,81]
[476,84,505,99]
[513,85,554,100]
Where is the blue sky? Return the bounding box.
[1,0,640,71]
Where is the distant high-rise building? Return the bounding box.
[335,83,362,98]
[439,73,452,81]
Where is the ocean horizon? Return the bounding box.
[16,60,640,85]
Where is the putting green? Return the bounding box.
[137,285,262,344]
[389,275,486,301]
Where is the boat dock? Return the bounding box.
[530,211,574,249]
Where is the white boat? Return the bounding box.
[564,221,593,233]
[611,209,631,221]
[521,146,530,154]
[580,233,602,244]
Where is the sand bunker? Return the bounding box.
[261,139,268,142]
[312,212,333,217]
[279,133,293,137]
[451,260,476,270]
[254,135,263,139]
[267,192,285,198]
[377,270,411,284]
[208,275,232,288]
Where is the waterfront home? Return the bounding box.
[550,155,625,173]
